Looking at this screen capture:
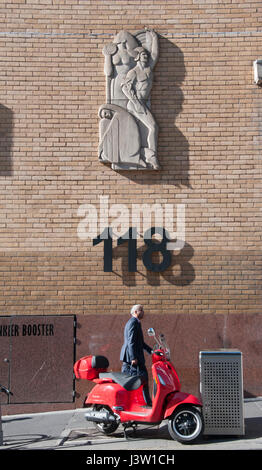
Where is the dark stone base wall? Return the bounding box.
[74,313,262,407]
[2,312,261,416]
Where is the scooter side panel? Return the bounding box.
[84,382,148,412]
[163,391,202,419]
[85,383,127,409]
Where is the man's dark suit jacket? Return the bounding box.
[120,316,152,365]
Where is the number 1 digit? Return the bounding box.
[117,227,137,272]
[93,227,113,272]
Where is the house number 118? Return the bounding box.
[93,227,172,272]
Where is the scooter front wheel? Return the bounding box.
[168,406,203,444]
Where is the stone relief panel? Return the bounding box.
[98,29,160,170]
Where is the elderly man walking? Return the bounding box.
[120,304,152,404]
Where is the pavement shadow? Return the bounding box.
[2,417,32,423]
[190,416,262,446]
[0,433,54,450]
[240,416,262,440]
[70,416,262,447]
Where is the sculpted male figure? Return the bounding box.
[121,30,160,169]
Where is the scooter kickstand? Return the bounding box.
[123,423,137,440]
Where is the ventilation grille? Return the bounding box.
[199,351,244,435]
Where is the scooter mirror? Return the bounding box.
[147,328,155,336]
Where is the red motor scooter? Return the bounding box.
[74,328,203,443]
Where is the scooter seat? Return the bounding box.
[99,372,144,391]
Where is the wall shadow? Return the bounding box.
[113,240,195,287]
[0,104,13,176]
[115,35,190,187]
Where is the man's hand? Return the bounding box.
[131,359,138,366]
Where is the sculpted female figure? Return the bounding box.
[103,30,138,107]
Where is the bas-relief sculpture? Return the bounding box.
[98,29,160,170]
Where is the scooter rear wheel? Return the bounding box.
[168,406,203,443]
[94,405,120,435]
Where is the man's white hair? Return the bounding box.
[130,304,143,315]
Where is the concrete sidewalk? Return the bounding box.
[0,399,262,451]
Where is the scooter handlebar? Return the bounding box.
[151,347,169,363]
[154,350,164,356]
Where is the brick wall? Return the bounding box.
[0,1,262,401]
[0,0,261,316]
